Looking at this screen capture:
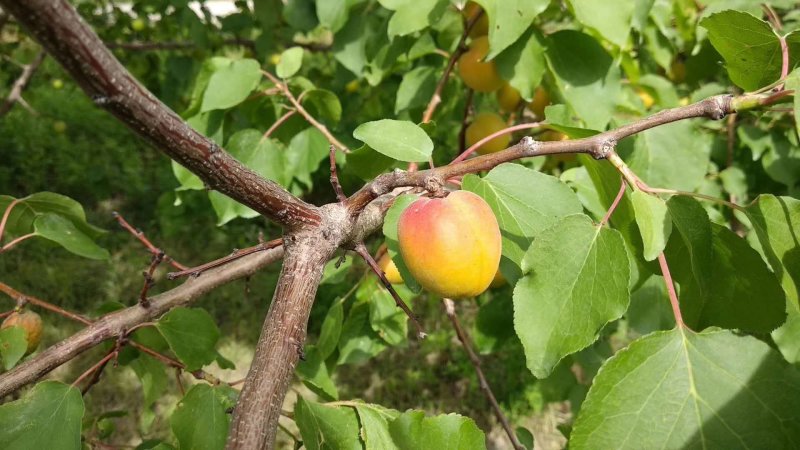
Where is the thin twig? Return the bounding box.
[0,232,35,253]
[451,122,543,164]
[113,212,187,270]
[354,243,426,339]
[138,252,164,307]
[0,51,46,118]
[599,178,627,227]
[262,109,296,141]
[329,145,347,202]
[442,299,525,450]
[72,349,117,389]
[262,70,350,153]
[0,198,21,244]
[167,238,282,280]
[657,253,685,328]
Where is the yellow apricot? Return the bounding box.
[2,309,43,355]
[497,83,522,112]
[466,112,510,155]
[637,88,655,109]
[397,191,501,298]
[670,59,686,83]
[458,36,504,93]
[463,2,489,38]
[528,87,550,118]
[538,129,568,141]
[378,251,404,285]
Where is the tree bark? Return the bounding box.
[0,0,320,229]
[0,247,283,398]
[227,232,336,449]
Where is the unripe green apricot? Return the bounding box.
[2,309,43,355]
[397,191,501,298]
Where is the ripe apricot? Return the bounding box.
[636,88,655,109]
[463,2,489,38]
[528,87,550,118]
[458,36,504,93]
[377,246,404,284]
[2,309,43,355]
[466,112,510,154]
[397,191,501,298]
[497,83,522,112]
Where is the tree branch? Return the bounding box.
[2,0,320,229]
[227,233,337,450]
[0,246,284,398]
[0,50,45,118]
[346,94,736,213]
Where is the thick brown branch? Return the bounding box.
[0,246,284,398]
[0,51,45,118]
[2,0,320,229]
[227,233,337,450]
[347,94,736,213]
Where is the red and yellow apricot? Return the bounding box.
[458,36,504,93]
[2,309,43,355]
[377,246,404,285]
[466,112,510,155]
[397,191,501,298]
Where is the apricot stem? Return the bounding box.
[599,178,627,228]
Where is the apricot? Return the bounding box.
[528,87,550,118]
[466,112,510,155]
[636,88,655,109]
[670,59,686,83]
[490,270,506,288]
[377,246,404,285]
[458,36,504,93]
[2,309,43,355]
[497,83,522,112]
[538,129,568,141]
[397,191,501,298]
[463,2,489,38]
[345,79,360,93]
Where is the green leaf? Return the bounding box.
[514,214,630,378]
[345,145,395,181]
[0,381,84,450]
[382,194,422,293]
[388,410,487,450]
[774,307,800,364]
[296,346,339,400]
[395,66,437,114]
[156,307,221,371]
[628,120,712,192]
[184,57,232,117]
[570,328,800,449]
[570,0,635,48]
[0,326,27,370]
[515,427,535,450]
[34,213,110,260]
[386,0,449,39]
[276,47,304,78]
[546,30,621,130]
[495,29,546,102]
[365,278,410,346]
[302,89,342,123]
[630,190,672,261]
[317,300,344,360]
[294,398,362,450]
[700,10,783,91]
[321,257,353,285]
[315,0,356,33]
[0,192,104,239]
[353,120,433,162]
[473,295,515,354]
[746,195,800,310]
[789,69,800,139]
[337,299,388,365]
[667,223,786,333]
[130,354,168,410]
[666,196,713,293]
[171,384,237,450]
[286,127,330,189]
[354,404,401,450]
[463,163,583,283]
[201,58,262,112]
[473,0,549,59]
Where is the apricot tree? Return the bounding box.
[1,1,799,449]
